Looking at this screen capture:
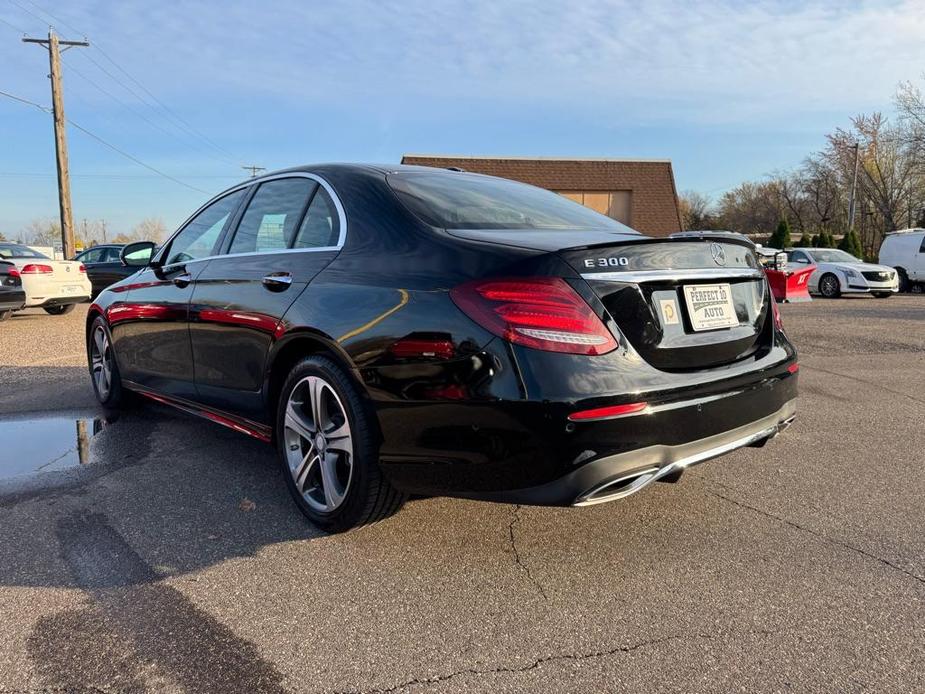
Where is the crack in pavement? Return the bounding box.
[801,363,925,407]
[335,631,777,693]
[709,489,925,587]
[507,504,548,600]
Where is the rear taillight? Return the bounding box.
[78,263,86,273]
[770,296,783,331]
[20,264,53,274]
[8,268,20,279]
[450,277,618,355]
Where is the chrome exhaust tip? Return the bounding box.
[574,467,659,506]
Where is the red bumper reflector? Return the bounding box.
[389,338,455,360]
[787,363,799,374]
[568,401,649,422]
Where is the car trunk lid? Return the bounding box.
[559,237,770,369]
[446,229,771,369]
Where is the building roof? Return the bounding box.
[400,155,682,236]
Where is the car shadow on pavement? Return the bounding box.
[0,402,322,692]
[0,401,328,589]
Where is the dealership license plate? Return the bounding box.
[682,283,739,331]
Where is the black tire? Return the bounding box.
[0,310,11,322]
[872,292,893,299]
[276,355,406,532]
[896,268,910,293]
[819,273,841,299]
[44,303,76,315]
[87,316,129,409]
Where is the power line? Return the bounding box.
[6,0,47,27]
[0,171,239,179]
[91,43,241,163]
[19,0,83,36]
[71,52,242,168]
[10,0,243,166]
[0,87,209,194]
[0,14,27,34]
[62,55,228,161]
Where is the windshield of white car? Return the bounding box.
[808,249,861,263]
[0,244,50,259]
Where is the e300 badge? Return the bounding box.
[583,257,629,268]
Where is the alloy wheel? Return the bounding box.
[90,325,112,401]
[821,275,839,298]
[283,375,354,513]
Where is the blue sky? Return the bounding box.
[1,0,923,236]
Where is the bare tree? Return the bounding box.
[131,217,167,243]
[678,190,715,230]
[715,181,782,236]
[22,218,62,247]
[827,113,923,255]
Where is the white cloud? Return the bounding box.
[4,0,921,126]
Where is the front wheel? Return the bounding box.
[88,316,128,409]
[276,355,406,532]
[897,268,910,293]
[819,273,841,298]
[44,304,76,315]
[872,292,893,299]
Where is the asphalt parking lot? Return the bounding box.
[1,297,924,693]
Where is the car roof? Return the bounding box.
[256,162,506,181]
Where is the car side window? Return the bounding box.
[79,247,105,263]
[164,189,246,265]
[919,236,925,253]
[789,251,809,263]
[104,247,122,262]
[292,187,341,249]
[229,178,317,255]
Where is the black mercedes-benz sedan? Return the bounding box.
[87,164,797,531]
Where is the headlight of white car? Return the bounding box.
[843,268,859,279]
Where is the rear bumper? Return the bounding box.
[376,358,799,504]
[27,295,90,308]
[481,400,796,506]
[0,291,26,312]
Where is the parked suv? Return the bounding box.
[878,228,925,292]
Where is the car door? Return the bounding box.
[113,188,248,399]
[90,246,132,295]
[76,247,107,296]
[915,234,925,280]
[189,174,344,419]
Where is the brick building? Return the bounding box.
[400,155,682,236]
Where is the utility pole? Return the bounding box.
[847,142,860,234]
[23,29,89,259]
[242,165,266,178]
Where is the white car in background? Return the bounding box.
[786,248,898,299]
[0,242,91,315]
[878,228,925,292]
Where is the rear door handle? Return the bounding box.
[262,272,293,291]
[172,272,192,288]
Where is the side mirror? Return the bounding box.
[120,241,157,267]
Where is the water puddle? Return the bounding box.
[0,416,111,481]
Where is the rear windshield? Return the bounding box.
[0,244,50,259]
[388,172,637,232]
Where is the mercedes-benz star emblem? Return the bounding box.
[710,243,726,266]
